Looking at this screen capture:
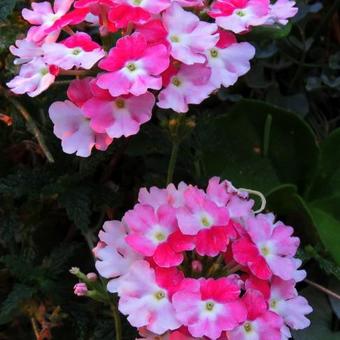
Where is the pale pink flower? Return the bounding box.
[7,58,58,97]
[267,0,298,25]
[10,39,43,65]
[206,176,254,219]
[157,63,214,113]
[205,30,255,89]
[48,100,112,157]
[95,220,142,292]
[22,0,75,42]
[163,3,219,65]
[174,0,204,7]
[232,214,300,280]
[43,32,105,70]
[97,33,169,96]
[83,85,155,138]
[269,277,313,330]
[173,278,246,339]
[138,182,188,210]
[228,289,283,340]
[124,204,194,267]
[118,260,182,334]
[209,0,270,34]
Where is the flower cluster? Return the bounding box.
[8,0,297,157]
[94,177,312,339]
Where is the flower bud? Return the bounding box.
[86,272,98,282]
[73,283,88,297]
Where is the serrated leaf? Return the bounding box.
[59,186,92,232]
[0,284,35,325]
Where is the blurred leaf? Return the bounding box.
[0,0,17,21]
[266,184,320,245]
[247,22,292,40]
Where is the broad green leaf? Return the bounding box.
[310,198,340,265]
[309,129,340,199]
[201,99,319,194]
[266,184,320,245]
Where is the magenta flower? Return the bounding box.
[173,278,247,339]
[209,0,270,33]
[97,33,169,97]
[124,204,194,267]
[228,289,283,340]
[42,32,105,70]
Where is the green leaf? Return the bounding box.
[309,198,340,265]
[292,287,337,340]
[0,0,16,21]
[0,284,35,325]
[266,184,320,245]
[200,99,319,194]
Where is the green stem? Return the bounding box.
[166,140,180,185]
[110,303,122,340]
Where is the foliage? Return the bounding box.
[0,0,339,339]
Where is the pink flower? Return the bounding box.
[95,220,142,292]
[124,204,194,267]
[97,33,169,96]
[176,186,232,256]
[74,282,88,296]
[162,3,219,65]
[7,58,58,97]
[209,0,270,33]
[82,84,155,138]
[267,0,298,25]
[205,30,255,89]
[118,260,182,334]
[108,0,171,28]
[42,32,105,70]
[157,63,214,113]
[173,278,246,339]
[232,214,300,280]
[228,289,283,340]
[175,0,204,7]
[269,277,312,330]
[22,0,76,42]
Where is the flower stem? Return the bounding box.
[166,140,180,185]
[166,115,184,185]
[110,303,122,340]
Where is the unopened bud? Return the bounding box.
[86,272,98,282]
[73,283,88,297]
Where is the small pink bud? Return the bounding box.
[86,272,98,281]
[74,283,88,296]
[191,260,203,273]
